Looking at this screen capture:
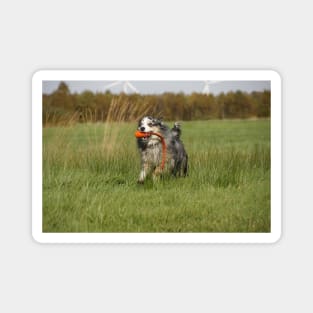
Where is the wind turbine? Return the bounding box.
[202,80,221,95]
[104,81,139,94]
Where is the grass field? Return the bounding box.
[43,119,270,233]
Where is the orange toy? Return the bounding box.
[134,130,152,138]
[134,131,167,170]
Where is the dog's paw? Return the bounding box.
[137,179,144,184]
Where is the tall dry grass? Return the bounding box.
[101,97,156,156]
[43,96,158,158]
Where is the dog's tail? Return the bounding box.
[171,122,182,139]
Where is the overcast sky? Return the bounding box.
[43,80,270,95]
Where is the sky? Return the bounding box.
[43,80,270,95]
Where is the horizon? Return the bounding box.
[43,80,270,95]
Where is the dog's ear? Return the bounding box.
[152,117,163,126]
[157,117,164,126]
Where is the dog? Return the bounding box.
[136,116,188,183]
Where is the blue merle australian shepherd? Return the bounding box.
[136,116,188,183]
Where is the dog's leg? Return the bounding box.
[152,166,163,182]
[182,154,188,176]
[138,162,149,184]
[170,159,179,176]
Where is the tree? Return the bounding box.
[50,81,73,109]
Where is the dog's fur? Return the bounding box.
[136,116,188,183]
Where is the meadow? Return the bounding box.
[43,119,270,233]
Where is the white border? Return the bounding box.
[32,70,281,244]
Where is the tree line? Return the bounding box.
[42,82,270,126]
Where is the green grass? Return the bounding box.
[43,119,270,232]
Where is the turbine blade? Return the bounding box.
[126,81,139,93]
[104,81,121,89]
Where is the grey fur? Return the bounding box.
[136,116,188,183]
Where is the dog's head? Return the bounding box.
[137,116,163,133]
[136,116,165,149]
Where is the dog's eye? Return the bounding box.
[148,123,153,127]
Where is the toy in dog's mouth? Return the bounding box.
[134,130,152,139]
